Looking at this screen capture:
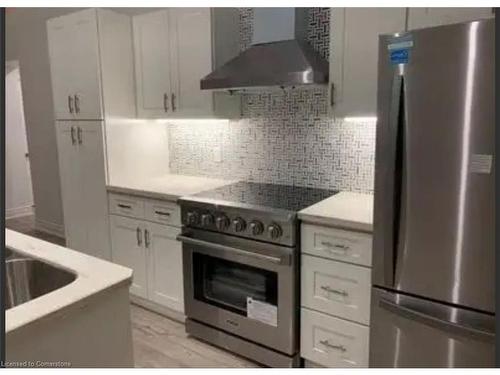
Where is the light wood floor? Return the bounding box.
[131,304,258,367]
[6,215,259,368]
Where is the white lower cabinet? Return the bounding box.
[109,215,148,298]
[109,193,184,314]
[301,308,369,368]
[146,222,184,312]
[302,254,371,325]
[300,222,373,368]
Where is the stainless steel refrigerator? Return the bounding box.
[370,19,495,367]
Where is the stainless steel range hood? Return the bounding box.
[201,8,329,91]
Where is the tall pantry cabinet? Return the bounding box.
[47,9,135,259]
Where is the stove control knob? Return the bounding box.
[186,211,199,225]
[268,223,283,239]
[215,215,230,231]
[201,213,214,227]
[249,220,264,236]
[233,217,246,232]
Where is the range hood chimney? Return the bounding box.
[200,8,329,91]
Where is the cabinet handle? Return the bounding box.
[144,229,150,248]
[171,93,176,112]
[70,126,76,145]
[319,340,346,352]
[321,241,349,251]
[136,227,142,246]
[77,126,82,144]
[74,94,80,114]
[330,83,335,107]
[68,95,74,114]
[163,93,169,112]
[117,203,132,209]
[155,210,170,217]
[320,285,348,297]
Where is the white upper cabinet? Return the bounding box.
[408,8,494,30]
[328,7,494,119]
[170,8,214,116]
[133,8,240,119]
[47,13,81,120]
[71,10,103,120]
[47,8,135,120]
[329,8,406,118]
[133,10,173,115]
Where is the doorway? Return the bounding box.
[5,60,34,219]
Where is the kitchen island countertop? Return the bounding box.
[5,229,132,333]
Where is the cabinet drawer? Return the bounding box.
[301,224,372,267]
[301,254,371,325]
[109,193,145,219]
[301,308,369,368]
[144,199,181,226]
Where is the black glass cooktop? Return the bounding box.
[190,181,337,212]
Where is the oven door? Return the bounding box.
[179,229,298,355]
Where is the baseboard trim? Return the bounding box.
[35,218,65,239]
[6,205,34,219]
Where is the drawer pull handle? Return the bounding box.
[136,227,142,246]
[155,210,171,217]
[321,285,348,297]
[144,229,151,248]
[321,241,349,250]
[320,340,346,352]
[117,204,132,209]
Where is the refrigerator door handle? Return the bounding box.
[379,298,495,342]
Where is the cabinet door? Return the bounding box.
[146,222,184,313]
[408,8,494,30]
[109,215,148,298]
[133,10,173,117]
[329,8,406,118]
[47,16,78,119]
[169,8,214,117]
[55,122,86,251]
[77,121,111,260]
[71,9,104,119]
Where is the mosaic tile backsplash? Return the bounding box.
[168,8,377,194]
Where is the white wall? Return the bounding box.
[5,8,158,232]
[5,63,34,218]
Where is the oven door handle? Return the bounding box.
[177,234,290,265]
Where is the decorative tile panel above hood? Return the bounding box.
[168,8,376,194]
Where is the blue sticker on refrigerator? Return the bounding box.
[390,49,409,64]
[388,38,413,65]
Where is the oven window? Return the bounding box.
[193,253,278,316]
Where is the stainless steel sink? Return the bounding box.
[5,249,77,310]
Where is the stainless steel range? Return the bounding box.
[177,182,337,367]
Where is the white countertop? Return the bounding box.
[298,192,374,232]
[106,174,234,201]
[5,229,132,333]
